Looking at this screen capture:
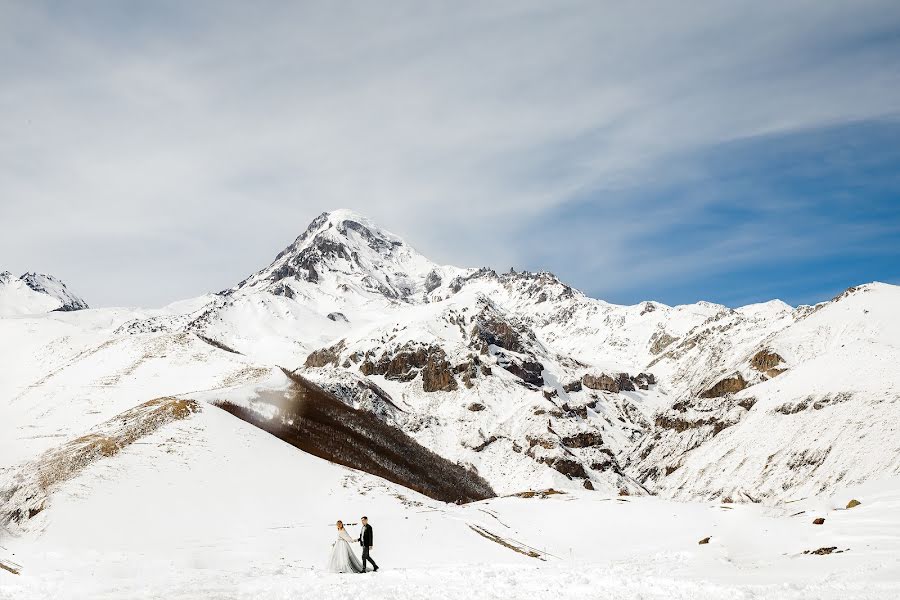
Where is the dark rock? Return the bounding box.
[616,373,636,392]
[583,480,594,490]
[505,360,545,387]
[846,499,861,509]
[546,457,589,479]
[563,380,582,393]
[305,340,346,368]
[327,312,349,322]
[360,343,458,392]
[424,270,442,293]
[813,517,825,525]
[803,546,839,555]
[700,373,748,398]
[582,373,619,392]
[751,349,786,378]
[698,537,711,545]
[468,402,486,412]
[561,432,604,448]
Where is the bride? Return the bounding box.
[326,520,364,573]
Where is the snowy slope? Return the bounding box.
[632,283,900,501]
[2,210,900,597]
[39,210,900,502]
[2,400,899,599]
[0,271,88,316]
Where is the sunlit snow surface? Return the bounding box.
[1,406,898,599]
[3,212,900,598]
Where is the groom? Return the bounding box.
[358,516,378,572]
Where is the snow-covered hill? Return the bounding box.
[0,271,88,316]
[2,209,899,597]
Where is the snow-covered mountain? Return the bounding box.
[2,209,899,597]
[0,271,88,316]
[7,209,896,502]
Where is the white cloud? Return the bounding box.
[1,1,898,306]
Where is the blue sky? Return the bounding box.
[521,118,900,306]
[1,1,899,308]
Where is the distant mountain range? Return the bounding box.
[3,209,899,534]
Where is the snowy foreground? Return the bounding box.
[2,407,899,600]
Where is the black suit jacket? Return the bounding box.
[359,524,373,547]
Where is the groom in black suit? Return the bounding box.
[358,516,378,572]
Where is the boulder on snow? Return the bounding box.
[698,537,711,545]
[846,499,862,509]
[813,517,826,525]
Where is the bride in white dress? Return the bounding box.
[326,520,364,573]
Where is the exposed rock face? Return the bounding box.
[649,331,677,355]
[469,303,545,386]
[700,373,748,398]
[424,270,442,293]
[628,394,755,486]
[270,282,295,299]
[360,343,458,392]
[750,349,786,378]
[504,360,544,387]
[305,340,346,368]
[633,372,656,390]
[561,432,604,448]
[327,312,349,322]
[582,373,620,392]
[543,457,589,479]
[470,309,530,354]
[563,380,582,393]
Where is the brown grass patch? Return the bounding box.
[1,397,200,530]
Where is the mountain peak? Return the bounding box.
[0,271,88,316]
[234,210,442,302]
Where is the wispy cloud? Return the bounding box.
[1,1,899,306]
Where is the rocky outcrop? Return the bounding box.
[504,360,544,387]
[305,340,346,368]
[750,349,786,378]
[581,372,652,393]
[424,270,442,293]
[649,331,677,355]
[700,373,748,398]
[360,343,458,392]
[563,380,582,393]
[561,432,604,448]
[468,303,546,387]
[582,373,619,392]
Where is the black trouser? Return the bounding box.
[362,545,378,571]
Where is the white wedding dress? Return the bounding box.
[326,528,364,573]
